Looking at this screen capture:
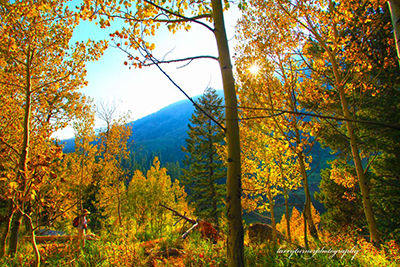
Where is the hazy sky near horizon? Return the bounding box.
[55,3,241,139]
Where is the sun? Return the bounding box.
[249,65,260,74]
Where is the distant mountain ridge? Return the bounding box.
[127,90,224,166]
[62,90,224,163]
[129,90,224,142]
[128,97,195,151]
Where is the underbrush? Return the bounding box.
[1,230,399,266]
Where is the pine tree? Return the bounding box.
[182,88,226,228]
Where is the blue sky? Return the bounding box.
[55,3,240,139]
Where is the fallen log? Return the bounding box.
[159,203,219,242]
[33,235,74,243]
[181,222,198,239]
[159,203,196,224]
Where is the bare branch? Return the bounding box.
[159,203,196,224]
[144,55,218,67]
[364,151,379,175]
[0,137,20,156]
[141,50,226,132]
[182,222,199,239]
[234,106,400,131]
[112,39,218,68]
[105,12,212,26]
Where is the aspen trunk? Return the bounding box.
[0,202,12,258]
[8,48,33,256]
[388,0,400,66]
[325,0,380,244]
[117,184,123,227]
[303,207,309,250]
[278,154,291,242]
[24,214,40,267]
[210,0,244,265]
[297,153,319,241]
[338,88,380,244]
[283,187,291,242]
[290,102,319,241]
[277,63,318,242]
[267,182,277,246]
[8,211,22,256]
[279,154,291,243]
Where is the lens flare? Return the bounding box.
[249,65,260,74]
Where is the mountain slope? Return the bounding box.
[127,90,225,165]
[128,97,195,152]
[62,90,223,156]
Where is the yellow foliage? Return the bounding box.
[277,204,321,247]
[0,1,106,243]
[126,157,190,239]
[330,163,357,189]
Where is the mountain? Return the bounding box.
[127,90,224,166]
[61,137,76,153]
[61,90,224,166]
[60,97,196,155]
[128,97,195,159]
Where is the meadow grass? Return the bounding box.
[1,230,399,266]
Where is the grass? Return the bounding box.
[1,229,399,266]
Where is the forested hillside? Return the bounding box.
[62,91,220,175]
[127,91,224,172]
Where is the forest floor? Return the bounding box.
[1,230,400,266]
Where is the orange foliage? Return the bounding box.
[329,160,358,202]
[277,204,321,247]
[330,163,357,189]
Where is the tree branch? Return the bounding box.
[0,137,20,156]
[159,203,196,224]
[234,106,400,131]
[143,0,214,32]
[105,12,212,26]
[141,50,226,132]
[140,55,218,67]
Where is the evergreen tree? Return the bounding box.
[315,166,365,235]
[182,88,226,228]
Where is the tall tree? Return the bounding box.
[388,0,400,65]
[248,0,398,244]
[96,102,132,228]
[0,0,106,261]
[296,0,399,244]
[311,4,400,241]
[81,0,244,263]
[235,7,320,244]
[71,102,98,248]
[182,88,226,228]
[127,157,189,239]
